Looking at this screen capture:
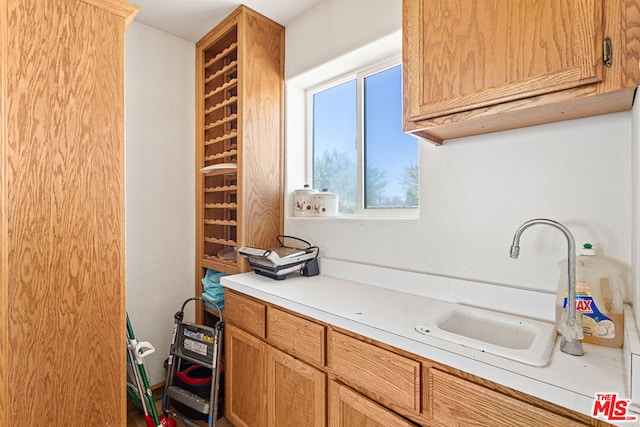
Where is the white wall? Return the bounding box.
[285,0,402,80]
[125,21,195,385]
[285,0,634,303]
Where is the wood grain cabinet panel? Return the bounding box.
[226,324,267,427]
[267,306,325,368]
[225,290,266,338]
[328,329,421,416]
[403,0,640,143]
[267,346,326,427]
[429,369,587,427]
[0,0,137,425]
[328,380,418,427]
[405,0,604,121]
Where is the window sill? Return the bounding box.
[287,213,419,221]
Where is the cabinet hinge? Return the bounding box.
[603,36,612,68]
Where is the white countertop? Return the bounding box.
[221,270,634,425]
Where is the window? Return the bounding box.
[308,59,419,216]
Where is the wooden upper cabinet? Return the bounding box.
[405,0,603,120]
[403,0,640,144]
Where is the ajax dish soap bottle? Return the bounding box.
[556,243,625,348]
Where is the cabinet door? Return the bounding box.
[226,324,267,427]
[404,0,604,121]
[328,380,417,427]
[267,346,326,427]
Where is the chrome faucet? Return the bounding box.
[509,218,584,356]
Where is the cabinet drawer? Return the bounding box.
[267,307,325,368]
[225,290,266,338]
[328,329,420,415]
[429,369,581,426]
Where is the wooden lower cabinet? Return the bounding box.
[226,327,325,427]
[226,324,267,427]
[224,290,609,427]
[429,369,586,427]
[267,346,326,427]
[328,380,417,427]
[225,291,326,427]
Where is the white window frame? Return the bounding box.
[305,55,419,218]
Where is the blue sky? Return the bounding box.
[313,79,357,164]
[312,65,417,200]
[364,65,418,196]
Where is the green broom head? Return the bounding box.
[127,382,144,412]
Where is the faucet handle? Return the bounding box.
[559,312,584,341]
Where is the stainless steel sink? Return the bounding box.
[415,305,557,367]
